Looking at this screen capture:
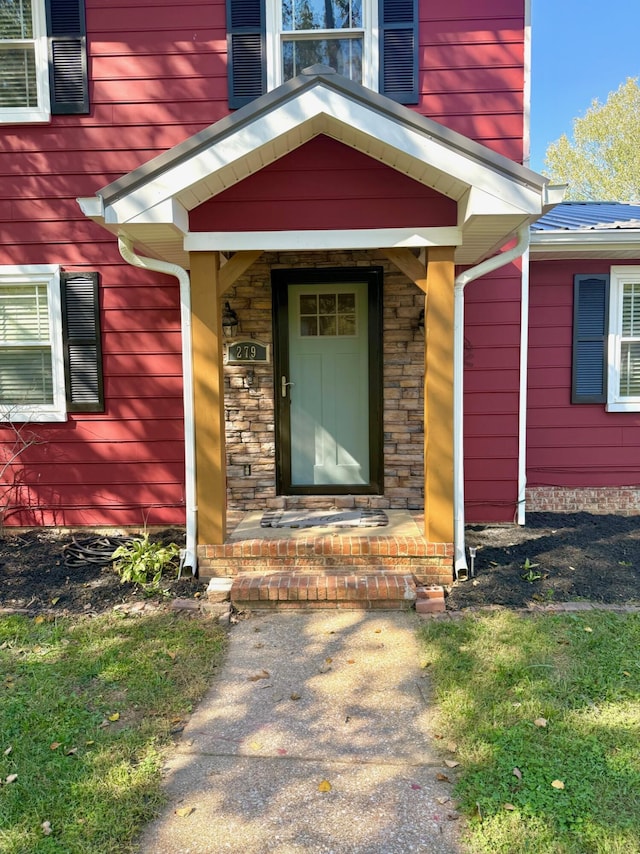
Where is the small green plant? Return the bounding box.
[112,533,180,586]
[520,557,542,582]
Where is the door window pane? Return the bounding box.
[299,291,358,337]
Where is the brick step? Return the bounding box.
[228,571,446,612]
[199,553,452,586]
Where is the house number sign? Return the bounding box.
[225,339,271,365]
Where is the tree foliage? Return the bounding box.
[543,77,640,201]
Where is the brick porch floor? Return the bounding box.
[198,511,453,611]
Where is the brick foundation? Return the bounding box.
[526,487,640,515]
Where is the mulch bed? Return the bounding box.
[0,513,638,615]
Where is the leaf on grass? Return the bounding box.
[623,671,631,677]
[512,767,522,780]
[551,780,565,790]
[98,719,110,729]
[108,713,120,722]
[175,807,195,817]
[584,627,593,633]
[534,718,548,728]
[318,779,332,792]
[34,616,45,625]
[50,742,62,751]
[445,760,460,768]
[436,773,450,782]
[503,803,516,811]
[6,774,18,784]
[65,748,78,756]
[51,597,60,606]
[166,651,177,660]
[85,741,95,747]
[41,821,52,836]
[3,746,12,756]
[446,741,458,753]
[248,670,270,682]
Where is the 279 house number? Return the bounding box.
[225,340,270,365]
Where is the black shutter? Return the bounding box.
[226,0,266,109]
[572,274,609,404]
[45,0,89,114]
[61,272,104,412]
[379,0,418,104]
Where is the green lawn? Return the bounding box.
[419,610,640,854]
[0,611,226,854]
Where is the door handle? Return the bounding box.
[281,376,295,398]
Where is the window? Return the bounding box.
[226,0,417,109]
[572,267,640,411]
[0,266,65,420]
[271,0,370,89]
[0,0,50,122]
[0,267,103,422]
[0,0,89,123]
[608,266,640,411]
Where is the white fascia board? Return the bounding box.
[184,227,462,253]
[103,87,544,226]
[457,185,540,226]
[109,198,189,231]
[77,196,104,218]
[530,231,640,255]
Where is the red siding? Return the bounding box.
[527,260,640,491]
[463,263,523,522]
[190,137,457,232]
[418,1,525,159]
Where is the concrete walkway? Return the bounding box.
[138,610,465,853]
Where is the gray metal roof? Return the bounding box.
[532,201,640,232]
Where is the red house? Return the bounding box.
[1,0,635,586]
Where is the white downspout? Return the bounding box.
[117,235,198,573]
[454,226,530,578]
[517,247,530,525]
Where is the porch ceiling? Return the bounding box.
[78,67,554,266]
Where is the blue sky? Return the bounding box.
[530,0,640,172]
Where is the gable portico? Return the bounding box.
[79,67,553,577]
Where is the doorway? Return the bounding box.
[273,267,383,495]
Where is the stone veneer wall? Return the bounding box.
[223,250,425,512]
[526,487,640,515]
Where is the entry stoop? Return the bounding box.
[229,570,419,611]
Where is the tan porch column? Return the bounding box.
[424,247,455,544]
[190,252,226,544]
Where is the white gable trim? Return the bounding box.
[185,227,462,253]
[78,71,550,266]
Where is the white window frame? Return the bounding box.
[0,265,66,422]
[265,0,378,92]
[0,0,51,123]
[607,265,640,412]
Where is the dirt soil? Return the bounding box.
[0,513,638,615]
[0,529,208,616]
